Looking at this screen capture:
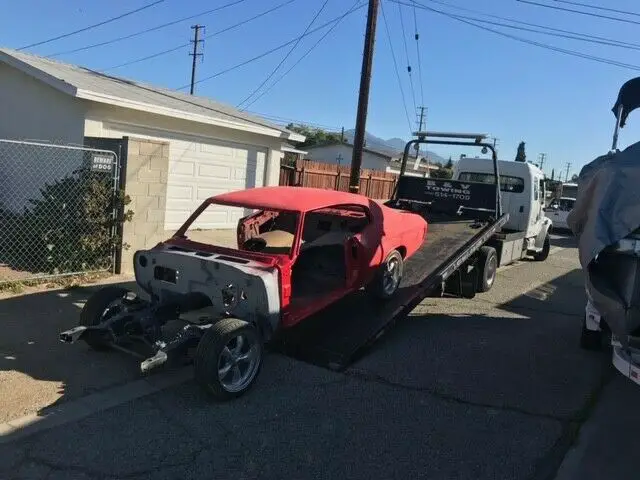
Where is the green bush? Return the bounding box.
[0,169,133,275]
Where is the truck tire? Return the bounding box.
[533,234,551,262]
[580,315,603,351]
[79,286,130,351]
[369,249,404,300]
[477,246,498,293]
[194,318,263,401]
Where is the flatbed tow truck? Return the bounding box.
[271,132,550,370]
[59,131,553,400]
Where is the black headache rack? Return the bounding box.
[270,132,509,371]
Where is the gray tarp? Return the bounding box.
[567,141,640,342]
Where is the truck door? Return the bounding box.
[528,176,542,235]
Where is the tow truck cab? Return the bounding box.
[451,157,552,267]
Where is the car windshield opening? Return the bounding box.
[179,202,299,255]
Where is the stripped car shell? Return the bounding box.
[59,186,428,401]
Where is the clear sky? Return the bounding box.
[2,0,639,179]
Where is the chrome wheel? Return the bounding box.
[217,333,261,393]
[382,256,402,296]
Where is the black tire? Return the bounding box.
[580,315,603,351]
[194,318,263,401]
[369,249,404,300]
[79,286,130,351]
[476,246,498,293]
[533,234,551,262]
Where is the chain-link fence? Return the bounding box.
[0,139,121,285]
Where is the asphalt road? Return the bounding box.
[0,234,614,480]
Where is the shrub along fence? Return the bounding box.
[280,159,398,199]
[0,139,131,285]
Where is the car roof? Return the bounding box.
[211,186,375,212]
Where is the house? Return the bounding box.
[304,141,398,171]
[0,48,305,271]
[304,141,439,177]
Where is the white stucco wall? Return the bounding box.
[0,63,87,211]
[304,144,391,171]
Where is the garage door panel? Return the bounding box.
[165,138,267,230]
[166,184,193,200]
[198,164,232,180]
[168,161,195,176]
[200,143,234,157]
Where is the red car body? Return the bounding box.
[167,186,428,328]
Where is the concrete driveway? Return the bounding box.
[0,234,616,479]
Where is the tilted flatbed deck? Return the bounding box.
[269,211,508,370]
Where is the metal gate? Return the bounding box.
[0,139,121,285]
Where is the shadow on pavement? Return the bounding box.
[551,233,578,249]
[351,267,610,422]
[0,281,140,422]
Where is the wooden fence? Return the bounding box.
[279,159,398,200]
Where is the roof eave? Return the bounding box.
[0,50,77,97]
[76,89,290,139]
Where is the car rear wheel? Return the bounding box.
[194,318,263,401]
[369,249,404,300]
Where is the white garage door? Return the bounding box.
[165,138,267,230]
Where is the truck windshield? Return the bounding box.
[457,172,525,193]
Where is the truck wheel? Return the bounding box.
[580,315,603,351]
[79,286,130,351]
[194,318,263,401]
[533,234,551,262]
[369,249,404,300]
[477,246,498,293]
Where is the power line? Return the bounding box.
[176,6,368,90]
[417,0,640,50]
[397,1,418,114]
[431,8,640,52]
[412,2,425,107]
[380,0,414,133]
[48,0,248,57]
[240,0,364,110]
[554,0,640,18]
[403,0,640,72]
[516,0,640,27]
[18,0,166,51]
[105,0,297,71]
[236,0,330,110]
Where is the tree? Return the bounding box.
[285,123,344,149]
[445,157,453,169]
[515,141,526,162]
[571,173,579,182]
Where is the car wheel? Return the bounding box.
[533,234,551,261]
[79,286,131,351]
[477,246,498,293]
[194,318,263,401]
[369,249,404,300]
[580,314,603,351]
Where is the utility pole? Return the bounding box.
[189,25,205,95]
[415,106,426,157]
[349,0,379,194]
[538,153,546,171]
[565,162,571,182]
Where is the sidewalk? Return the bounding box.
[555,372,640,480]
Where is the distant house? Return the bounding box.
[304,142,439,177]
[304,141,398,170]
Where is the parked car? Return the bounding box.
[545,196,576,231]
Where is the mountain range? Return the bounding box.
[342,129,447,165]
